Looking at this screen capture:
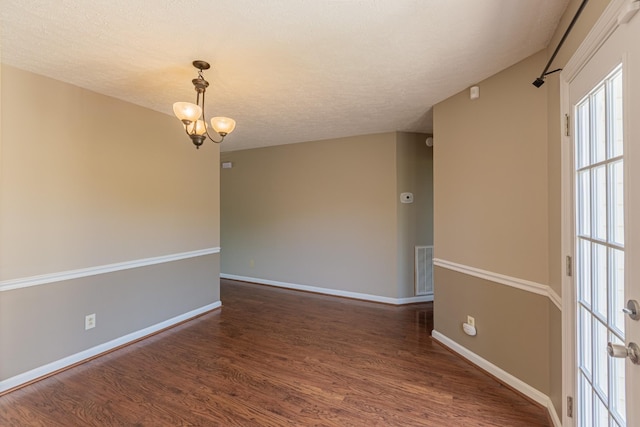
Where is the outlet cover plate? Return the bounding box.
[85,313,96,330]
[467,315,475,327]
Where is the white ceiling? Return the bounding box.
[1,0,568,152]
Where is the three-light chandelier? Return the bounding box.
[173,60,236,149]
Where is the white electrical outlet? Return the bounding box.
[85,313,96,330]
[467,315,475,327]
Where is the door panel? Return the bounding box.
[569,9,639,426]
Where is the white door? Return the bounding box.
[567,3,640,426]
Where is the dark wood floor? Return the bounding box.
[0,279,550,426]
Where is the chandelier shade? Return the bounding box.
[186,119,208,136]
[173,61,236,148]
[173,102,202,123]
[211,117,236,136]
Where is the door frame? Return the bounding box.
[560,0,639,425]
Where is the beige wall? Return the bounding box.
[433,0,613,419]
[221,132,433,299]
[1,256,219,379]
[221,133,399,297]
[396,132,433,297]
[0,65,221,382]
[433,50,551,395]
[1,66,220,280]
[434,51,548,284]
[434,267,550,392]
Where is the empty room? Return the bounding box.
[1,0,639,425]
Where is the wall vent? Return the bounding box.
[415,246,433,296]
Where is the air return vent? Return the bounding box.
[415,246,433,296]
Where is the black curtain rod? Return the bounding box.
[533,0,589,87]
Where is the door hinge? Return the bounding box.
[567,396,573,418]
[565,114,571,137]
[566,255,573,277]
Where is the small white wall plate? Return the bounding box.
[463,323,477,336]
[401,192,414,203]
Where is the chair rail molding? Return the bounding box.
[0,247,221,292]
[433,258,561,310]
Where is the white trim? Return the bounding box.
[549,401,563,427]
[549,288,562,311]
[0,247,221,292]
[560,55,577,427]
[432,330,561,427]
[220,274,434,305]
[433,258,562,310]
[395,294,434,304]
[0,301,221,393]
[563,0,629,83]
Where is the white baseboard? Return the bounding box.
[547,397,562,427]
[220,274,433,305]
[0,301,221,394]
[431,330,561,427]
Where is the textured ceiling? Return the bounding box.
[1,0,569,152]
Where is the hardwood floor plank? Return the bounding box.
[0,279,551,426]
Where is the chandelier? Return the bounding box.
[173,60,236,149]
